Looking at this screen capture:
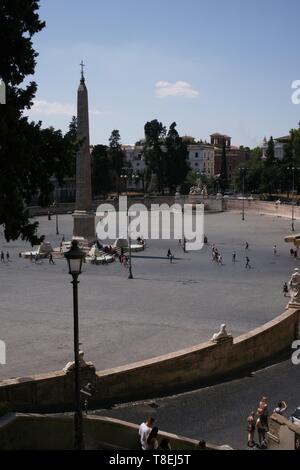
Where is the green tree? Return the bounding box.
[91,145,111,197]
[233,147,263,194]
[0,0,76,244]
[143,120,166,193]
[64,116,80,177]
[108,130,125,194]
[260,137,279,195]
[165,122,189,193]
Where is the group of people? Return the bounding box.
[211,246,224,265]
[0,251,10,263]
[247,397,288,449]
[138,417,171,451]
[138,416,206,451]
[210,242,251,268]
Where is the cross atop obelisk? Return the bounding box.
[73,63,95,243]
[80,61,85,82]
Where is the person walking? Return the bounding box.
[6,252,10,262]
[49,253,55,265]
[247,411,256,448]
[290,248,294,257]
[273,245,277,255]
[1,251,4,263]
[232,251,236,263]
[283,282,289,297]
[167,249,172,259]
[245,256,251,269]
[245,242,249,250]
[294,249,298,259]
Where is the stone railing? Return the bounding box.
[0,413,230,450]
[0,308,299,413]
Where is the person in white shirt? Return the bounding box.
[139,417,155,450]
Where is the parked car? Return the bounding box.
[289,407,300,426]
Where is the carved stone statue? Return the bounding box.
[201,185,208,197]
[189,181,203,196]
[211,324,232,343]
[63,350,94,373]
[288,268,300,307]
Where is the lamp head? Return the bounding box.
[64,240,85,276]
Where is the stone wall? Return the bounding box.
[0,413,227,450]
[28,196,223,218]
[267,413,300,450]
[224,199,300,220]
[0,309,298,412]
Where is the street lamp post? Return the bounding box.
[121,171,133,279]
[240,167,247,221]
[53,200,59,235]
[287,167,300,232]
[64,240,85,450]
[292,167,295,232]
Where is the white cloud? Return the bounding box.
[29,100,103,116]
[155,81,199,98]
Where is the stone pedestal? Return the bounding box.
[73,211,95,243]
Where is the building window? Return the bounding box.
[195,162,198,167]
[195,152,199,158]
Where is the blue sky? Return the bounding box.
[27,0,300,147]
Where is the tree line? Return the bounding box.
[91,120,189,197]
[234,128,300,197]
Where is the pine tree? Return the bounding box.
[219,137,228,193]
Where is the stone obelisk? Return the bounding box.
[73,62,95,242]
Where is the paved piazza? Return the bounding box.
[0,211,298,380]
